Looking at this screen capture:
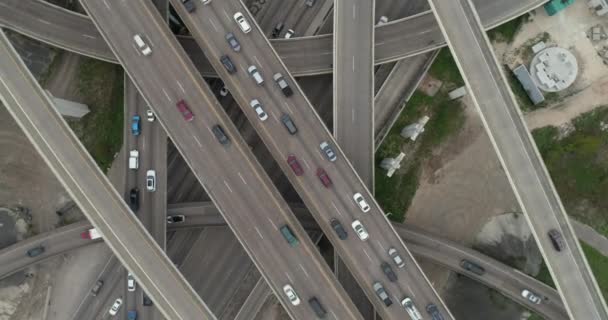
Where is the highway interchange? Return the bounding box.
[0,0,607,319]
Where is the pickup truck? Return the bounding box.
[80,228,102,240]
[129,150,139,170]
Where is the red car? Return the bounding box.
[287,155,304,176]
[316,168,332,187]
[176,99,194,122]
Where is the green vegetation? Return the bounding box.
[535,260,556,289]
[527,313,546,320]
[375,87,465,222]
[68,58,124,172]
[428,49,464,88]
[488,15,526,43]
[532,107,608,237]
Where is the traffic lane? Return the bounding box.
[95,2,363,319]
[191,2,446,317]
[431,0,605,317]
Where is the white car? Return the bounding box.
[249,99,268,121]
[388,247,405,268]
[351,220,369,241]
[284,29,294,39]
[146,109,155,122]
[377,16,388,26]
[127,273,136,292]
[109,298,123,316]
[128,150,139,170]
[219,86,229,97]
[353,193,370,212]
[283,284,300,305]
[522,289,542,304]
[146,170,156,192]
[133,34,152,56]
[233,12,251,33]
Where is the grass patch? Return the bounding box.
[68,58,124,172]
[375,88,465,222]
[488,15,526,43]
[535,260,556,289]
[428,49,464,88]
[532,107,608,237]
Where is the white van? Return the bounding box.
[129,150,139,170]
[248,65,264,85]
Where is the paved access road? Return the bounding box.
[0,30,214,320]
[0,0,546,75]
[333,0,375,188]
[172,0,452,318]
[79,0,364,319]
[427,0,608,319]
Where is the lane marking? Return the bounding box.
[222,9,231,21]
[352,4,356,19]
[209,18,219,32]
[253,56,262,68]
[407,285,415,298]
[285,272,293,283]
[302,159,311,170]
[37,19,51,25]
[82,34,97,39]
[161,89,171,102]
[223,180,233,193]
[254,226,264,239]
[376,240,384,252]
[363,249,373,263]
[352,108,355,122]
[102,0,110,9]
[177,81,185,93]
[193,136,202,147]
[238,172,247,185]
[267,217,277,229]
[283,101,293,114]
[352,55,355,71]
[299,264,310,278]
[331,201,343,217]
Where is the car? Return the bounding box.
[146,109,155,122]
[283,284,300,305]
[233,12,251,33]
[225,32,240,52]
[388,247,405,268]
[131,115,141,136]
[330,218,347,240]
[284,29,294,39]
[460,259,485,275]
[308,297,327,318]
[281,114,298,134]
[548,229,565,251]
[287,155,304,176]
[27,246,45,258]
[109,298,123,316]
[316,168,332,187]
[212,125,230,145]
[81,228,102,240]
[353,193,370,212]
[146,170,156,192]
[249,99,268,121]
[401,297,422,320]
[377,16,388,26]
[167,215,186,224]
[220,55,237,74]
[143,294,153,306]
[133,34,152,56]
[201,0,211,4]
[181,0,195,12]
[219,86,229,97]
[305,0,316,7]
[248,65,264,85]
[351,220,369,241]
[381,262,398,282]
[127,310,137,320]
[522,289,542,304]
[319,141,337,162]
[176,99,194,122]
[127,273,136,292]
[129,188,139,211]
[272,73,293,97]
[373,282,392,306]
[280,225,299,247]
[91,280,104,296]
[426,303,445,320]
[129,150,139,170]
[272,22,284,38]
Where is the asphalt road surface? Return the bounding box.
[78,0,364,318]
[428,0,608,318]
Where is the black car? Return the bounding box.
[27,246,45,258]
[181,0,195,12]
[330,219,347,240]
[280,114,298,135]
[272,22,284,38]
[212,125,230,145]
[91,280,104,296]
[460,259,485,275]
[426,303,445,320]
[129,188,139,211]
[381,262,398,282]
[548,229,566,251]
[167,215,186,224]
[220,55,237,74]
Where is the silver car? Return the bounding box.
[352,220,369,241]
[225,32,240,52]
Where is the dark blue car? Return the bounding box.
[128,310,137,320]
[131,115,141,136]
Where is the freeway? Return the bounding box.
[0,0,546,75]
[427,0,608,319]
[333,0,375,188]
[78,0,363,318]
[0,202,568,319]
[173,0,453,317]
[0,30,214,320]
